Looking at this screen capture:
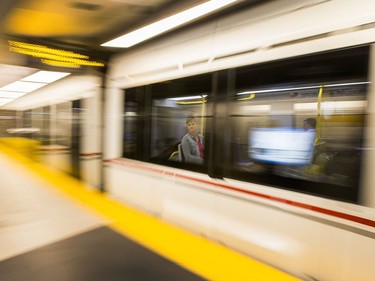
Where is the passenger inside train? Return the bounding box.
[180,115,205,164]
[303,117,317,132]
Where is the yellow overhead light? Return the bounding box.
[41,59,80,68]
[8,40,104,68]
[102,0,238,48]
[9,40,88,58]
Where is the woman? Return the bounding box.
[180,115,204,164]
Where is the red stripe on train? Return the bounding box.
[105,158,375,228]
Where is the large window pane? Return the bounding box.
[150,74,211,169]
[122,74,212,171]
[151,96,207,163]
[227,46,369,202]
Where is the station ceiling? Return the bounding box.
[0,0,209,91]
[0,0,261,109]
[1,0,214,49]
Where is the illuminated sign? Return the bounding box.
[9,40,104,68]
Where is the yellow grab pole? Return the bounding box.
[315,86,323,145]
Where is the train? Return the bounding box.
[2,0,375,280]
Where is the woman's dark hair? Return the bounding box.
[304,118,317,129]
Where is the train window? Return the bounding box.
[149,74,212,170]
[0,110,17,138]
[28,106,50,144]
[122,74,212,171]
[226,46,369,202]
[123,87,146,161]
[56,102,73,147]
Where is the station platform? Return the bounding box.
[0,143,301,281]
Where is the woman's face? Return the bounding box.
[187,121,197,133]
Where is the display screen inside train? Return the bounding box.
[249,128,315,165]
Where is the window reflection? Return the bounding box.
[123,74,211,168]
[151,95,207,165]
[231,83,367,190]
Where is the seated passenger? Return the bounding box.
[303,118,317,131]
[181,115,204,164]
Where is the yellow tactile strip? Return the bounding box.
[0,143,301,281]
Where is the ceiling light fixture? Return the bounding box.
[1,81,46,93]
[0,98,13,106]
[0,70,71,107]
[102,0,238,48]
[21,71,71,83]
[0,91,27,99]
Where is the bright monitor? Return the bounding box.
[249,128,315,165]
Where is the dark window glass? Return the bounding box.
[150,74,212,171]
[226,46,369,202]
[122,74,212,172]
[123,87,146,160]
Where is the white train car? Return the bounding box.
[103,0,375,280]
[1,72,103,188]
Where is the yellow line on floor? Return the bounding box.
[0,143,301,281]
